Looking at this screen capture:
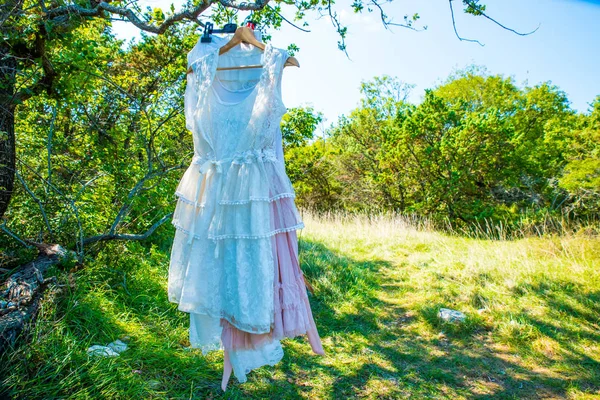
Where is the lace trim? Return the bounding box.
[244,46,287,138]
[171,221,305,240]
[241,344,284,376]
[191,147,278,166]
[175,191,296,207]
[174,192,207,207]
[169,299,274,334]
[218,192,296,205]
[208,223,305,240]
[175,191,296,208]
[230,157,277,165]
[189,340,223,356]
[214,74,260,93]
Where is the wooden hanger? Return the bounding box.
[186,26,299,74]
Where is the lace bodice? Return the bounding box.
[175,36,303,257]
[186,40,287,162]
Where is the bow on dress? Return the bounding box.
[186,156,232,260]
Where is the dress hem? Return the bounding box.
[168,298,275,334]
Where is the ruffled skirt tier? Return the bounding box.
[220,230,324,354]
[169,154,324,383]
[172,152,304,241]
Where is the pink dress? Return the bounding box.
[168,33,324,388]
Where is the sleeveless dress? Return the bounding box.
[168,34,325,384]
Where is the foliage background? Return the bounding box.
[2,20,599,261]
[1,6,599,399]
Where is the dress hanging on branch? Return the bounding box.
[168,25,324,391]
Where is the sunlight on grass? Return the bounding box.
[298,209,600,398]
[2,209,599,398]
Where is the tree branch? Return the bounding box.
[14,170,54,239]
[12,28,57,103]
[463,0,539,37]
[326,0,349,58]
[0,222,32,248]
[450,0,539,46]
[43,1,213,34]
[368,0,424,32]
[449,0,484,46]
[267,4,310,33]
[16,157,85,259]
[83,212,173,245]
[217,0,270,11]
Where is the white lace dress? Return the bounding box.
[168,34,324,384]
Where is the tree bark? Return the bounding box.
[0,244,69,355]
[0,44,16,220]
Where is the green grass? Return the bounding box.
[2,210,600,399]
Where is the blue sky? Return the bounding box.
[112,0,600,133]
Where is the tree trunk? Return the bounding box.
[0,39,17,221]
[0,244,68,355]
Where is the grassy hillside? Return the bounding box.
[1,210,599,399]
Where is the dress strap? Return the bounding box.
[243,45,288,150]
[272,48,289,117]
[187,48,221,155]
[189,49,220,107]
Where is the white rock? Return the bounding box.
[107,339,128,353]
[438,308,466,323]
[87,339,128,357]
[87,345,120,357]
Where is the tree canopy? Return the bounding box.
[289,71,599,230]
